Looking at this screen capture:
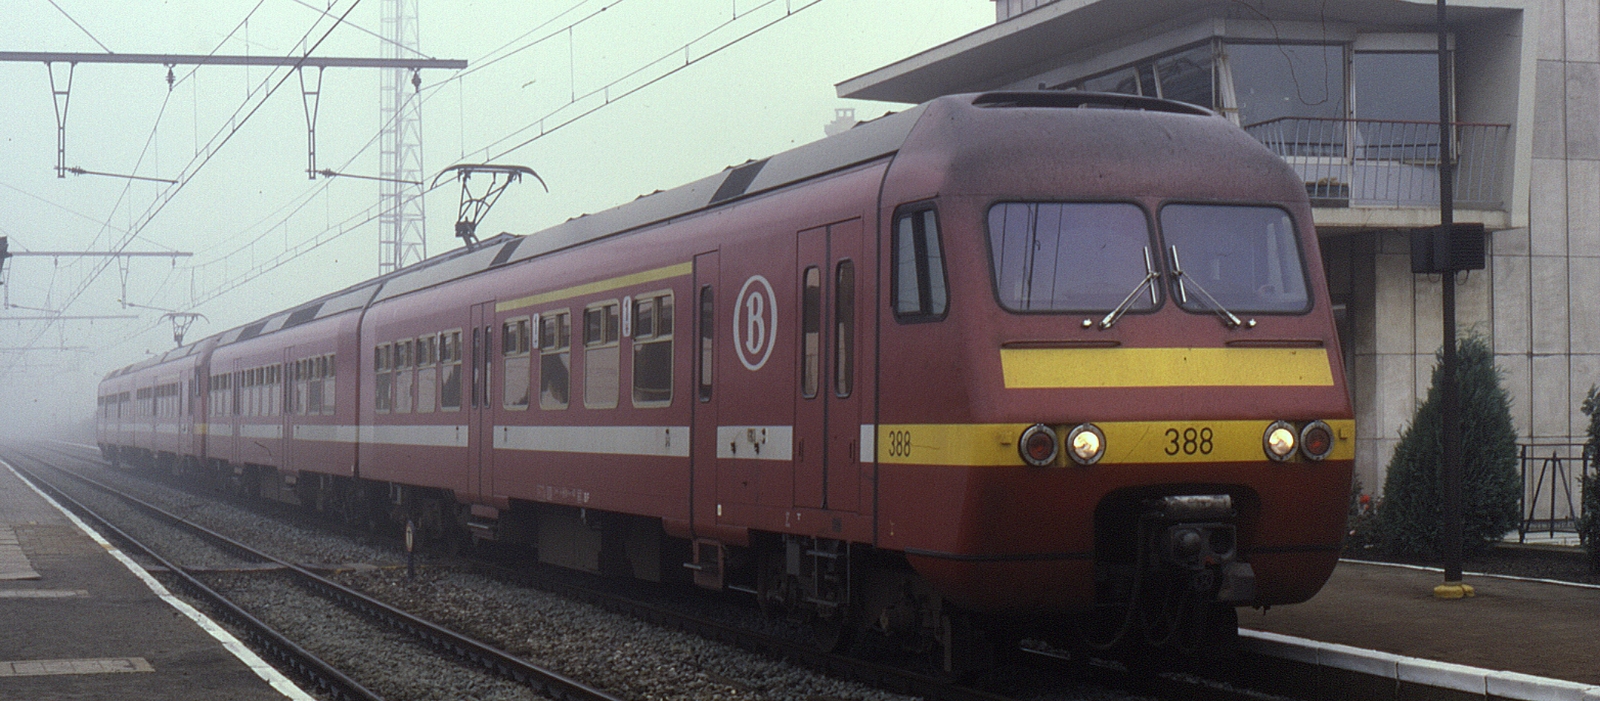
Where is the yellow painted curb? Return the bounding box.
[1432,582,1476,599]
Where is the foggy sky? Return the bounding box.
[0,0,990,439]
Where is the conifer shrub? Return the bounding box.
[1377,335,1521,558]
[1579,388,1600,572]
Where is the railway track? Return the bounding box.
[21,443,1305,701]
[10,453,620,701]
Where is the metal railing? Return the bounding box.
[1516,443,1592,543]
[1243,117,1511,210]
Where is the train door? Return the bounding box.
[282,346,296,472]
[469,302,496,503]
[691,252,719,536]
[794,219,863,512]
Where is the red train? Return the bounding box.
[97,91,1354,669]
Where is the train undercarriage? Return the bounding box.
[98,444,1244,674]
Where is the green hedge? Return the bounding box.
[1377,335,1521,558]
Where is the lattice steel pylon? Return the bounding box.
[378,0,427,274]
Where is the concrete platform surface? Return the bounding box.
[0,458,310,700]
[1243,559,1600,686]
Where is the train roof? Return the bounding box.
[104,91,1223,383]
[189,100,935,353]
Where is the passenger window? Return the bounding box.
[417,337,436,413]
[632,293,673,406]
[375,344,392,412]
[502,318,532,408]
[801,266,821,398]
[323,353,336,415]
[441,331,463,410]
[698,286,714,402]
[584,302,620,409]
[540,311,571,409]
[891,207,948,321]
[396,341,414,413]
[834,260,855,398]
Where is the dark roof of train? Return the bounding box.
[105,91,1220,381]
[196,102,928,356]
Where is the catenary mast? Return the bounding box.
[379,0,427,274]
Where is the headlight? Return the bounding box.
[1300,420,1334,461]
[1263,420,1297,462]
[1067,423,1106,465]
[1019,423,1059,467]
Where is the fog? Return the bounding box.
[0,0,990,439]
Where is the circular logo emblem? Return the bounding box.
[733,275,777,371]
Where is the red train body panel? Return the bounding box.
[98,92,1353,662]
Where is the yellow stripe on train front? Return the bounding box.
[999,347,1334,388]
[876,420,1354,466]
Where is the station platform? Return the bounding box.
[0,458,310,700]
[1240,558,1600,699]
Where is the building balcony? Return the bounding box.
[1244,117,1513,231]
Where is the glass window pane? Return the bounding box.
[922,211,947,316]
[1160,204,1310,313]
[1228,43,1346,127]
[834,260,855,398]
[698,286,714,402]
[986,202,1155,312]
[1155,44,1215,109]
[801,266,821,399]
[1080,66,1140,95]
[1353,52,1441,161]
[894,216,920,315]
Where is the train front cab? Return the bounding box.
[870,93,1355,653]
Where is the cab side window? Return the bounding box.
[891,206,948,322]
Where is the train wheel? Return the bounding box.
[810,607,854,653]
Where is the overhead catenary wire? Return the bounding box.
[44,0,114,54]
[173,0,825,311]
[1,0,357,375]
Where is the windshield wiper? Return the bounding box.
[1098,246,1159,329]
[1168,245,1253,329]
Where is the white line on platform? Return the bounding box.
[2,458,315,701]
[1339,557,1600,591]
[1240,629,1600,700]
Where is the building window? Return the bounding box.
[1075,42,1216,110]
[1227,43,1346,127]
[502,317,532,408]
[539,312,571,409]
[584,302,620,409]
[891,206,948,322]
[632,293,673,406]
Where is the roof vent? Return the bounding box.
[973,91,1216,117]
[709,159,769,204]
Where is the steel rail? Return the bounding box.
[464,558,1017,701]
[25,457,623,701]
[10,461,382,701]
[37,443,1278,701]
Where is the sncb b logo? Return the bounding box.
[734,275,776,370]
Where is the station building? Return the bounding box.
[839,0,1585,495]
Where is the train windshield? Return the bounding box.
[987,202,1158,312]
[1159,204,1310,314]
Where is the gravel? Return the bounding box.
[202,570,547,701]
[25,446,1157,701]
